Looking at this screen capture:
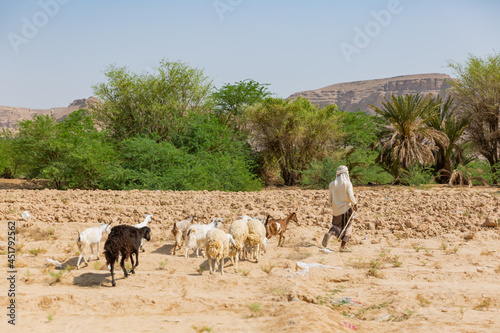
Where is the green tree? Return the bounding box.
[448,53,500,183]
[245,97,342,185]
[301,111,392,188]
[92,59,213,141]
[370,94,449,179]
[12,110,116,189]
[0,129,14,177]
[427,96,469,183]
[102,115,261,191]
[212,79,271,127]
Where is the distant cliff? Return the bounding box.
[0,97,98,130]
[288,73,452,113]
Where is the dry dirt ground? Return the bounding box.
[1,179,499,332]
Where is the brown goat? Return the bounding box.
[264,212,297,247]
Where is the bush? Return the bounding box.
[398,165,434,186]
[301,149,393,189]
[0,129,14,177]
[245,97,342,185]
[11,110,117,189]
[100,115,262,191]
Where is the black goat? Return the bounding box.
[104,225,151,287]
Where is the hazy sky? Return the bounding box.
[1,0,499,108]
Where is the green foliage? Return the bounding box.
[398,165,434,186]
[212,78,271,127]
[301,112,391,187]
[245,97,342,185]
[337,111,387,149]
[448,53,500,183]
[370,94,449,179]
[0,129,14,177]
[427,96,469,183]
[101,115,261,191]
[11,110,116,189]
[301,152,393,188]
[92,59,213,142]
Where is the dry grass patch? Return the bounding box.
[28,247,48,256]
[416,293,431,307]
[473,298,492,311]
[19,226,57,241]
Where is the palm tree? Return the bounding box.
[370,94,449,179]
[427,96,469,183]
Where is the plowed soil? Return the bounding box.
[1,180,499,332]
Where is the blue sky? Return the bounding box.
[1,0,499,108]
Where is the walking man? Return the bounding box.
[322,165,358,252]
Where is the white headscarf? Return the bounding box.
[336,165,350,183]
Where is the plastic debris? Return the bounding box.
[22,211,31,221]
[377,314,392,322]
[46,259,62,268]
[339,321,357,330]
[296,261,342,274]
[320,248,332,254]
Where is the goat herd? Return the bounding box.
[75,213,298,286]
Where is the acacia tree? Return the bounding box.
[448,53,500,183]
[245,97,342,185]
[212,79,271,128]
[370,94,449,179]
[92,59,213,141]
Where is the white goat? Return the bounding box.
[76,223,112,269]
[134,214,153,252]
[185,218,223,258]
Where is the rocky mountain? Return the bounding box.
[288,73,452,113]
[0,97,98,130]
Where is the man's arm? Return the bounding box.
[346,182,357,206]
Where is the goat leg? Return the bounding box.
[110,262,116,287]
[130,251,138,274]
[209,258,214,274]
[120,253,128,278]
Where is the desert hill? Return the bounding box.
[288,73,452,113]
[0,97,98,130]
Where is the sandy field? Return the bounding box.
[1,180,499,332]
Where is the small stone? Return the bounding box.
[477,267,485,273]
[481,216,498,228]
